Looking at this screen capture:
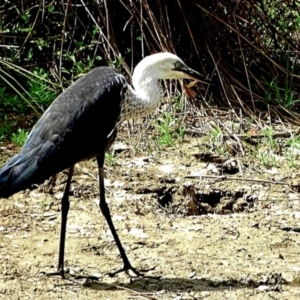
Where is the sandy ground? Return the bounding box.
[1,118,300,300]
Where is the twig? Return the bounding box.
[196,224,239,251]
[185,174,288,185]
[185,129,298,139]
[115,285,158,300]
[279,227,300,233]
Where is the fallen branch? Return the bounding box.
[196,223,240,251]
[185,129,299,139]
[279,227,300,233]
[185,174,288,185]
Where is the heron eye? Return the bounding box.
[175,62,181,69]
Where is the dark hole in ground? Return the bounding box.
[157,185,253,215]
[158,190,173,207]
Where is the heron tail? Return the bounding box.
[0,150,39,198]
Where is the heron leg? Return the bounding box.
[46,166,74,278]
[97,153,155,277]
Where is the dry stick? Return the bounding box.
[202,49,219,102]
[70,2,100,71]
[184,129,298,139]
[206,47,242,124]
[164,2,175,53]
[233,135,245,157]
[195,3,298,76]
[196,225,240,251]
[68,5,79,63]
[118,3,140,73]
[201,2,300,124]
[80,0,109,54]
[275,113,296,138]
[230,85,250,117]
[92,24,102,65]
[196,49,226,121]
[59,1,69,83]
[233,16,255,112]
[185,174,288,185]
[120,0,162,51]
[280,227,300,233]
[210,112,246,156]
[128,296,156,300]
[80,0,130,75]
[140,0,144,57]
[97,1,117,60]
[176,0,199,57]
[123,15,134,32]
[103,0,110,52]
[130,18,135,72]
[97,3,113,61]
[115,285,158,300]
[272,104,300,126]
[0,68,41,115]
[142,1,166,51]
[15,4,40,58]
[133,115,155,152]
[246,0,298,53]
[130,0,161,50]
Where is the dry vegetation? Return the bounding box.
[1,1,300,120]
[1,1,300,299]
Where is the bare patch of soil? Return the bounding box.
[1,122,300,299]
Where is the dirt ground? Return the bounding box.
[1,117,300,300]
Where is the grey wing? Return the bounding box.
[0,67,127,198]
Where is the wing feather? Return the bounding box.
[0,67,127,197]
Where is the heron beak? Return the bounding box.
[183,66,210,84]
[175,64,210,85]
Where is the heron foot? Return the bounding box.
[40,268,100,281]
[43,268,65,278]
[107,263,160,279]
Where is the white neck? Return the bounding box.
[120,64,163,121]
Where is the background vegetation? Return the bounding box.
[1,0,300,143]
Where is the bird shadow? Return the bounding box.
[61,275,265,293]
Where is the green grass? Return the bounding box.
[0,115,12,142]
[256,151,278,168]
[105,151,117,166]
[0,66,58,142]
[11,129,28,147]
[154,112,185,147]
[261,127,278,150]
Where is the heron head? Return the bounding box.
[133,52,206,82]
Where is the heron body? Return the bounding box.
[0,68,126,197]
[0,52,205,278]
